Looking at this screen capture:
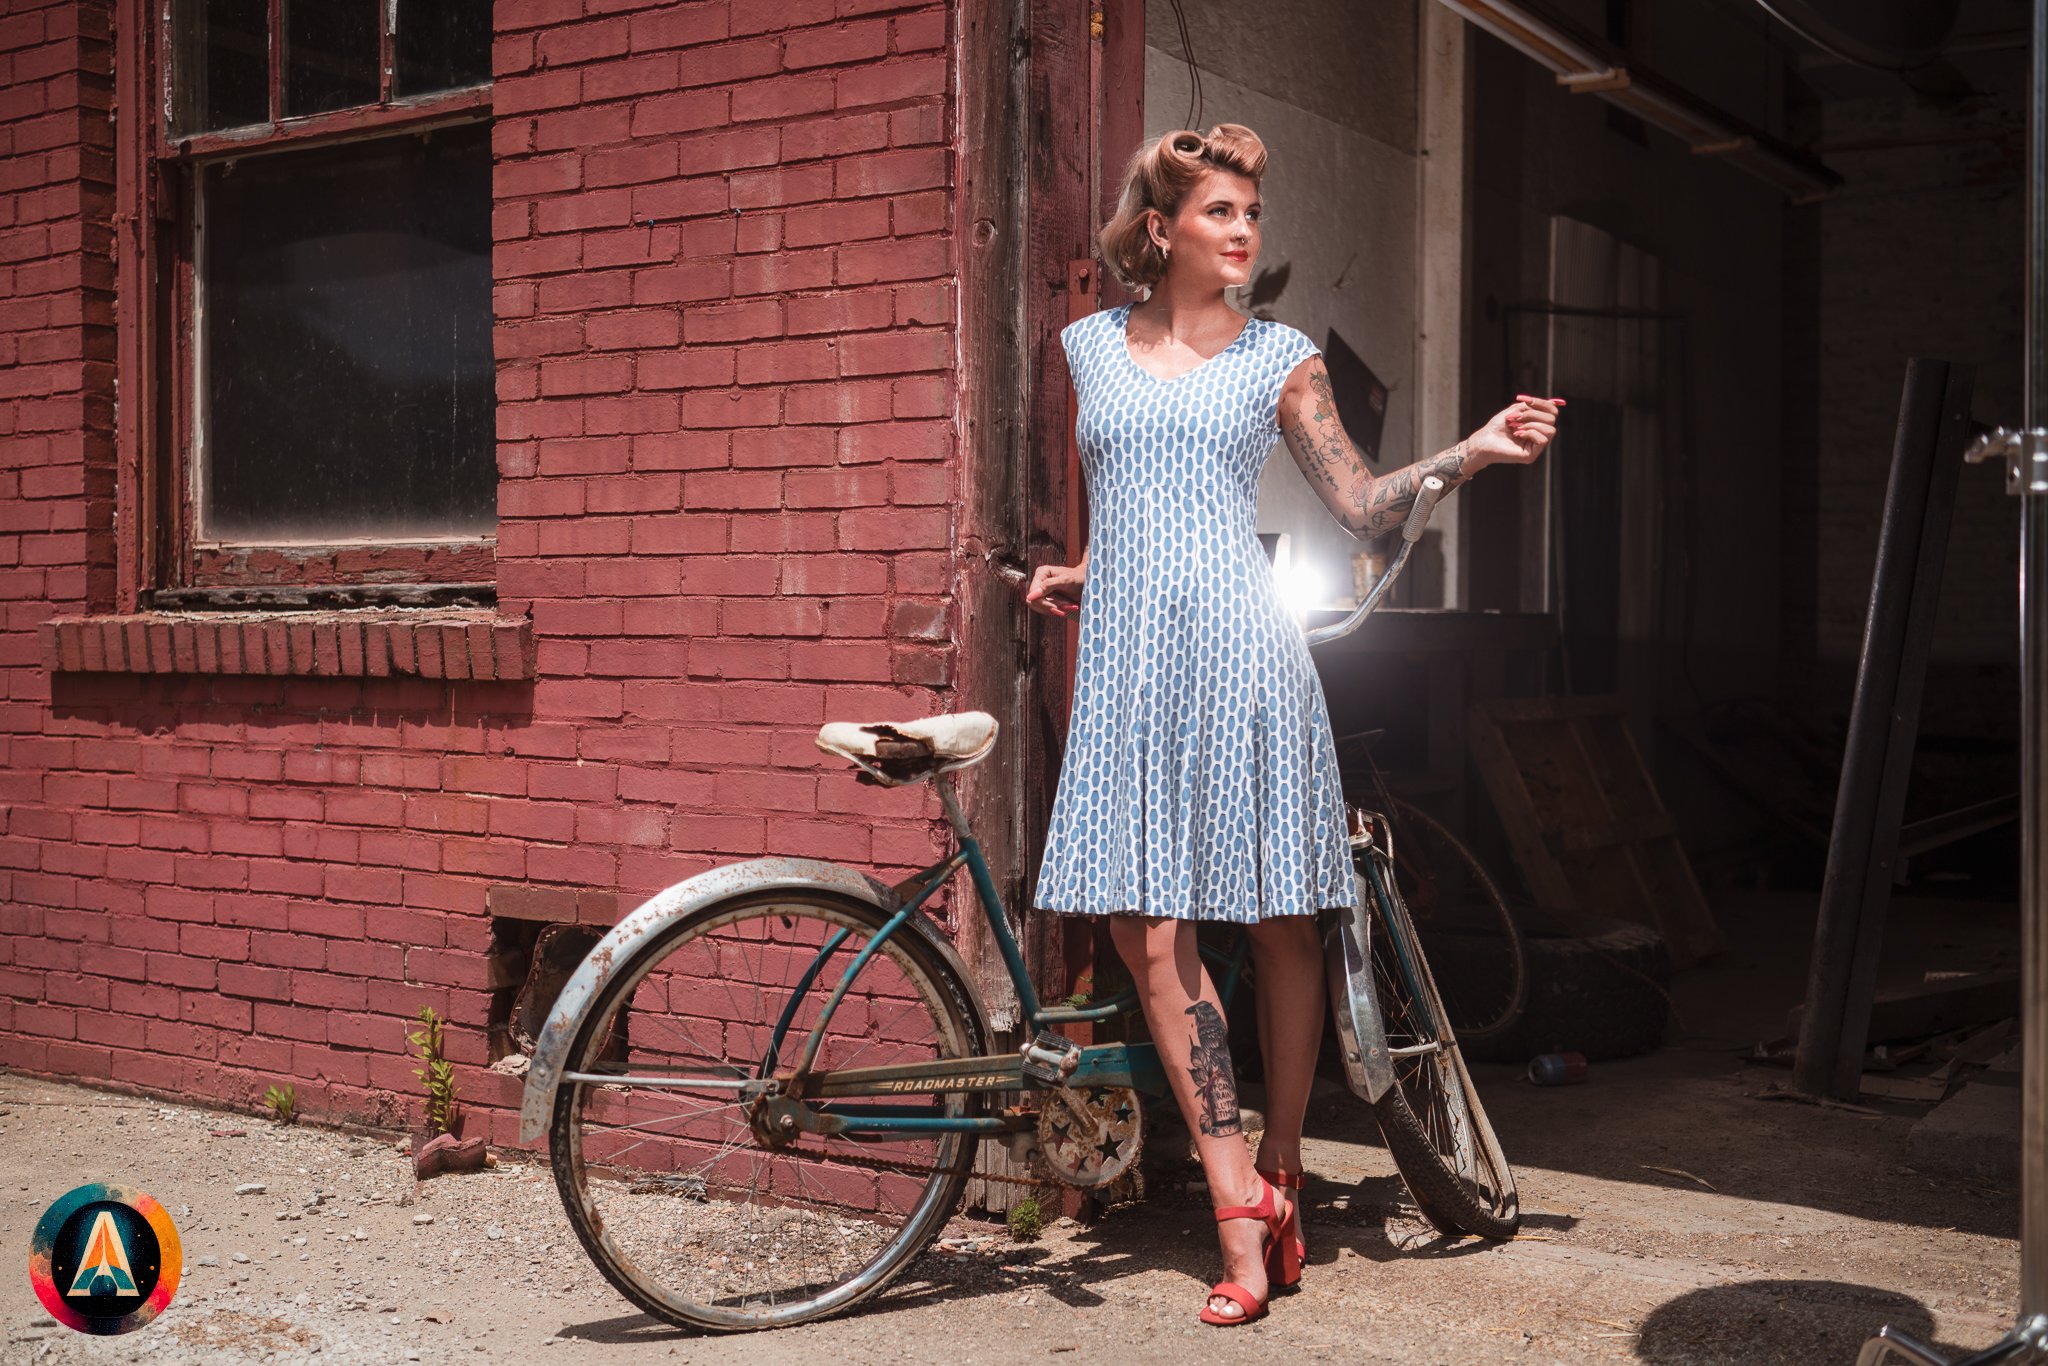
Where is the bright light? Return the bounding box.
[1269,536,1326,621]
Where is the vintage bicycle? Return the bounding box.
[518,476,1518,1332]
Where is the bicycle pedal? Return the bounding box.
[1019,1030,1083,1087]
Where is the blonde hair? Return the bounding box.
[1098,123,1268,292]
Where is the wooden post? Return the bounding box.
[956,0,1099,1211]
[1793,359,1977,1099]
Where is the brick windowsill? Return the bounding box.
[42,608,534,681]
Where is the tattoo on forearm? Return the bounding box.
[1185,1002,1242,1138]
[1283,359,1465,539]
[1359,440,1471,538]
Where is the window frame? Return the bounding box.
[116,0,496,601]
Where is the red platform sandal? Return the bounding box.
[1199,1177,1301,1326]
[1257,1166,1309,1263]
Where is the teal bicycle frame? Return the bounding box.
[745,778,1255,1141]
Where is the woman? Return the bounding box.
[1022,124,1561,1327]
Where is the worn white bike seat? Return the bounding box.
[815,712,999,785]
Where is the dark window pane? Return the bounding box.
[171,0,269,135]
[199,126,495,542]
[396,0,492,96]
[284,0,381,117]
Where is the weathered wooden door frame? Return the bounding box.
[954,1,1142,1028]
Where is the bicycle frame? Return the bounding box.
[749,776,1259,1140]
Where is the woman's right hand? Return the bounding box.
[1024,562,1086,617]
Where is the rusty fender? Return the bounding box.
[518,857,989,1144]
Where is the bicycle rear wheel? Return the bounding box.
[548,890,984,1331]
[1355,856,1520,1239]
[1386,797,1527,1043]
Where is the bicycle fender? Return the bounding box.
[1326,904,1398,1103]
[517,857,990,1145]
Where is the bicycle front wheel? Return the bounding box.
[549,889,985,1331]
[1386,797,1527,1044]
[1354,857,1521,1240]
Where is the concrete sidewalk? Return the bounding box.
[2,890,2026,1363]
[0,1041,2020,1366]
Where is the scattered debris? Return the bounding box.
[1752,1082,1885,1117]
[235,1182,267,1195]
[413,1214,435,1226]
[1638,1164,1715,1191]
[489,1054,532,1078]
[414,1132,491,1180]
[209,1128,248,1138]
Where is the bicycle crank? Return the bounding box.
[1034,1086,1143,1189]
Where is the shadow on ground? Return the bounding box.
[1395,891,2020,1238]
[1632,1278,1969,1364]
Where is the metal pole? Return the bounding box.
[1795,360,1972,1101]
[2019,0,2048,1321]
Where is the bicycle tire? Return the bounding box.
[1352,857,1520,1240]
[1386,796,1528,1043]
[548,888,985,1332]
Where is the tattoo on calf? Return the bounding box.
[1185,1001,1242,1137]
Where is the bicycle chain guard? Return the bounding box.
[1034,1085,1143,1189]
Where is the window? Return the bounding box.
[141,0,495,593]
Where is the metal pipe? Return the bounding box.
[1430,0,1841,197]
[2022,0,2048,1317]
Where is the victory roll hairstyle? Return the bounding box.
[1098,123,1268,292]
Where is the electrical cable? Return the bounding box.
[1164,0,1203,132]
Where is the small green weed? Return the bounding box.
[406,1006,458,1136]
[261,1082,296,1125]
[1006,1195,1045,1242]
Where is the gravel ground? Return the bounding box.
[0,1044,2022,1366]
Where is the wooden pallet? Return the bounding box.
[1468,695,1724,967]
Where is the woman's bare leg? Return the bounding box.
[1247,914,1326,1246]
[1108,915,1273,1318]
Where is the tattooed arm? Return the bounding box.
[1275,356,1563,540]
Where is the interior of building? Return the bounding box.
[1123,0,2028,1175]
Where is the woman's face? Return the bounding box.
[1154,168,1262,289]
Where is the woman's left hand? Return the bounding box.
[1467,394,1565,469]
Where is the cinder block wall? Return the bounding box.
[0,0,966,1146]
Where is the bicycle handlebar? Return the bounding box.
[1301,475,1449,649]
[1404,474,1448,544]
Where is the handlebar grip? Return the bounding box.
[1402,475,1449,544]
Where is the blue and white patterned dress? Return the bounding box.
[1032,302,1358,923]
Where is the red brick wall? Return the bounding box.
[0,0,966,1146]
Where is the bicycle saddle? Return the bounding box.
[815,712,999,786]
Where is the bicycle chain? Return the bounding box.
[781,1139,1065,1191]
